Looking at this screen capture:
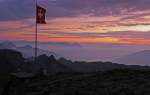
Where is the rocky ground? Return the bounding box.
[2,69,150,95]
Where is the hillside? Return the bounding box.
[3,69,150,95]
[0,49,24,74]
[59,59,150,72]
[1,49,150,95]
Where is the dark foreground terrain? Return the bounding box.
[1,49,150,95]
[2,69,150,95]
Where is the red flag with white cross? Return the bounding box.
[36,5,46,24]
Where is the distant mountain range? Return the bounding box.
[1,49,150,75]
[1,42,150,75]
[0,42,16,49]
[113,50,150,66]
[59,58,150,72]
[0,49,72,75]
[0,42,59,58]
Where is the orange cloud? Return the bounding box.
[39,13,150,34]
[1,29,150,45]
[34,36,150,45]
[1,12,150,45]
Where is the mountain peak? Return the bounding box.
[113,50,150,65]
[19,45,32,49]
[0,41,16,49]
[49,55,56,62]
[135,50,150,54]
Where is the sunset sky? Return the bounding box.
[0,0,150,61]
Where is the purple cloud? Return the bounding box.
[0,0,150,21]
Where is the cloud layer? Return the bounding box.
[0,0,150,45]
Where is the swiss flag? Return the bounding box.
[36,5,46,24]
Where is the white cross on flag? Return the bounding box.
[36,5,46,24]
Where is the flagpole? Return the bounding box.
[35,0,38,64]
